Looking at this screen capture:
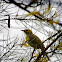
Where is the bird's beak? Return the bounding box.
[21,30,25,32]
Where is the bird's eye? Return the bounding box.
[26,30,28,31]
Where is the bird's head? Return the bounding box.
[21,29,32,35]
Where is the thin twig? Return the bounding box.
[43,30,61,43]
[3,0,62,27]
[8,15,10,28]
[0,41,17,59]
[29,49,35,62]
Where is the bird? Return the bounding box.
[21,29,49,60]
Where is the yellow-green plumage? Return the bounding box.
[22,29,49,60]
[27,33,44,51]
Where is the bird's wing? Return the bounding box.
[29,34,45,50]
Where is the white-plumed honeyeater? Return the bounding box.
[22,29,49,60]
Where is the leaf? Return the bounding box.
[59,43,62,47]
[58,47,62,50]
[36,53,39,57]
[37,57,48,62]
[43,57,48,62]
[26,11,42,17]
[21,58,24,62]
[20,44,23,47]
[26,38,30,42]
[44,4,51,14]
[54,12,58,17]
[16,13,18,17]
[37,50,41,54]
[36,50,41,57]
[24,44,30,47]
[37,59,43,62]
[48,20,59,24]
[55,43,62,50]
[20,43,30,47]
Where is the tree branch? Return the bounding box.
[34,32,62,62]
